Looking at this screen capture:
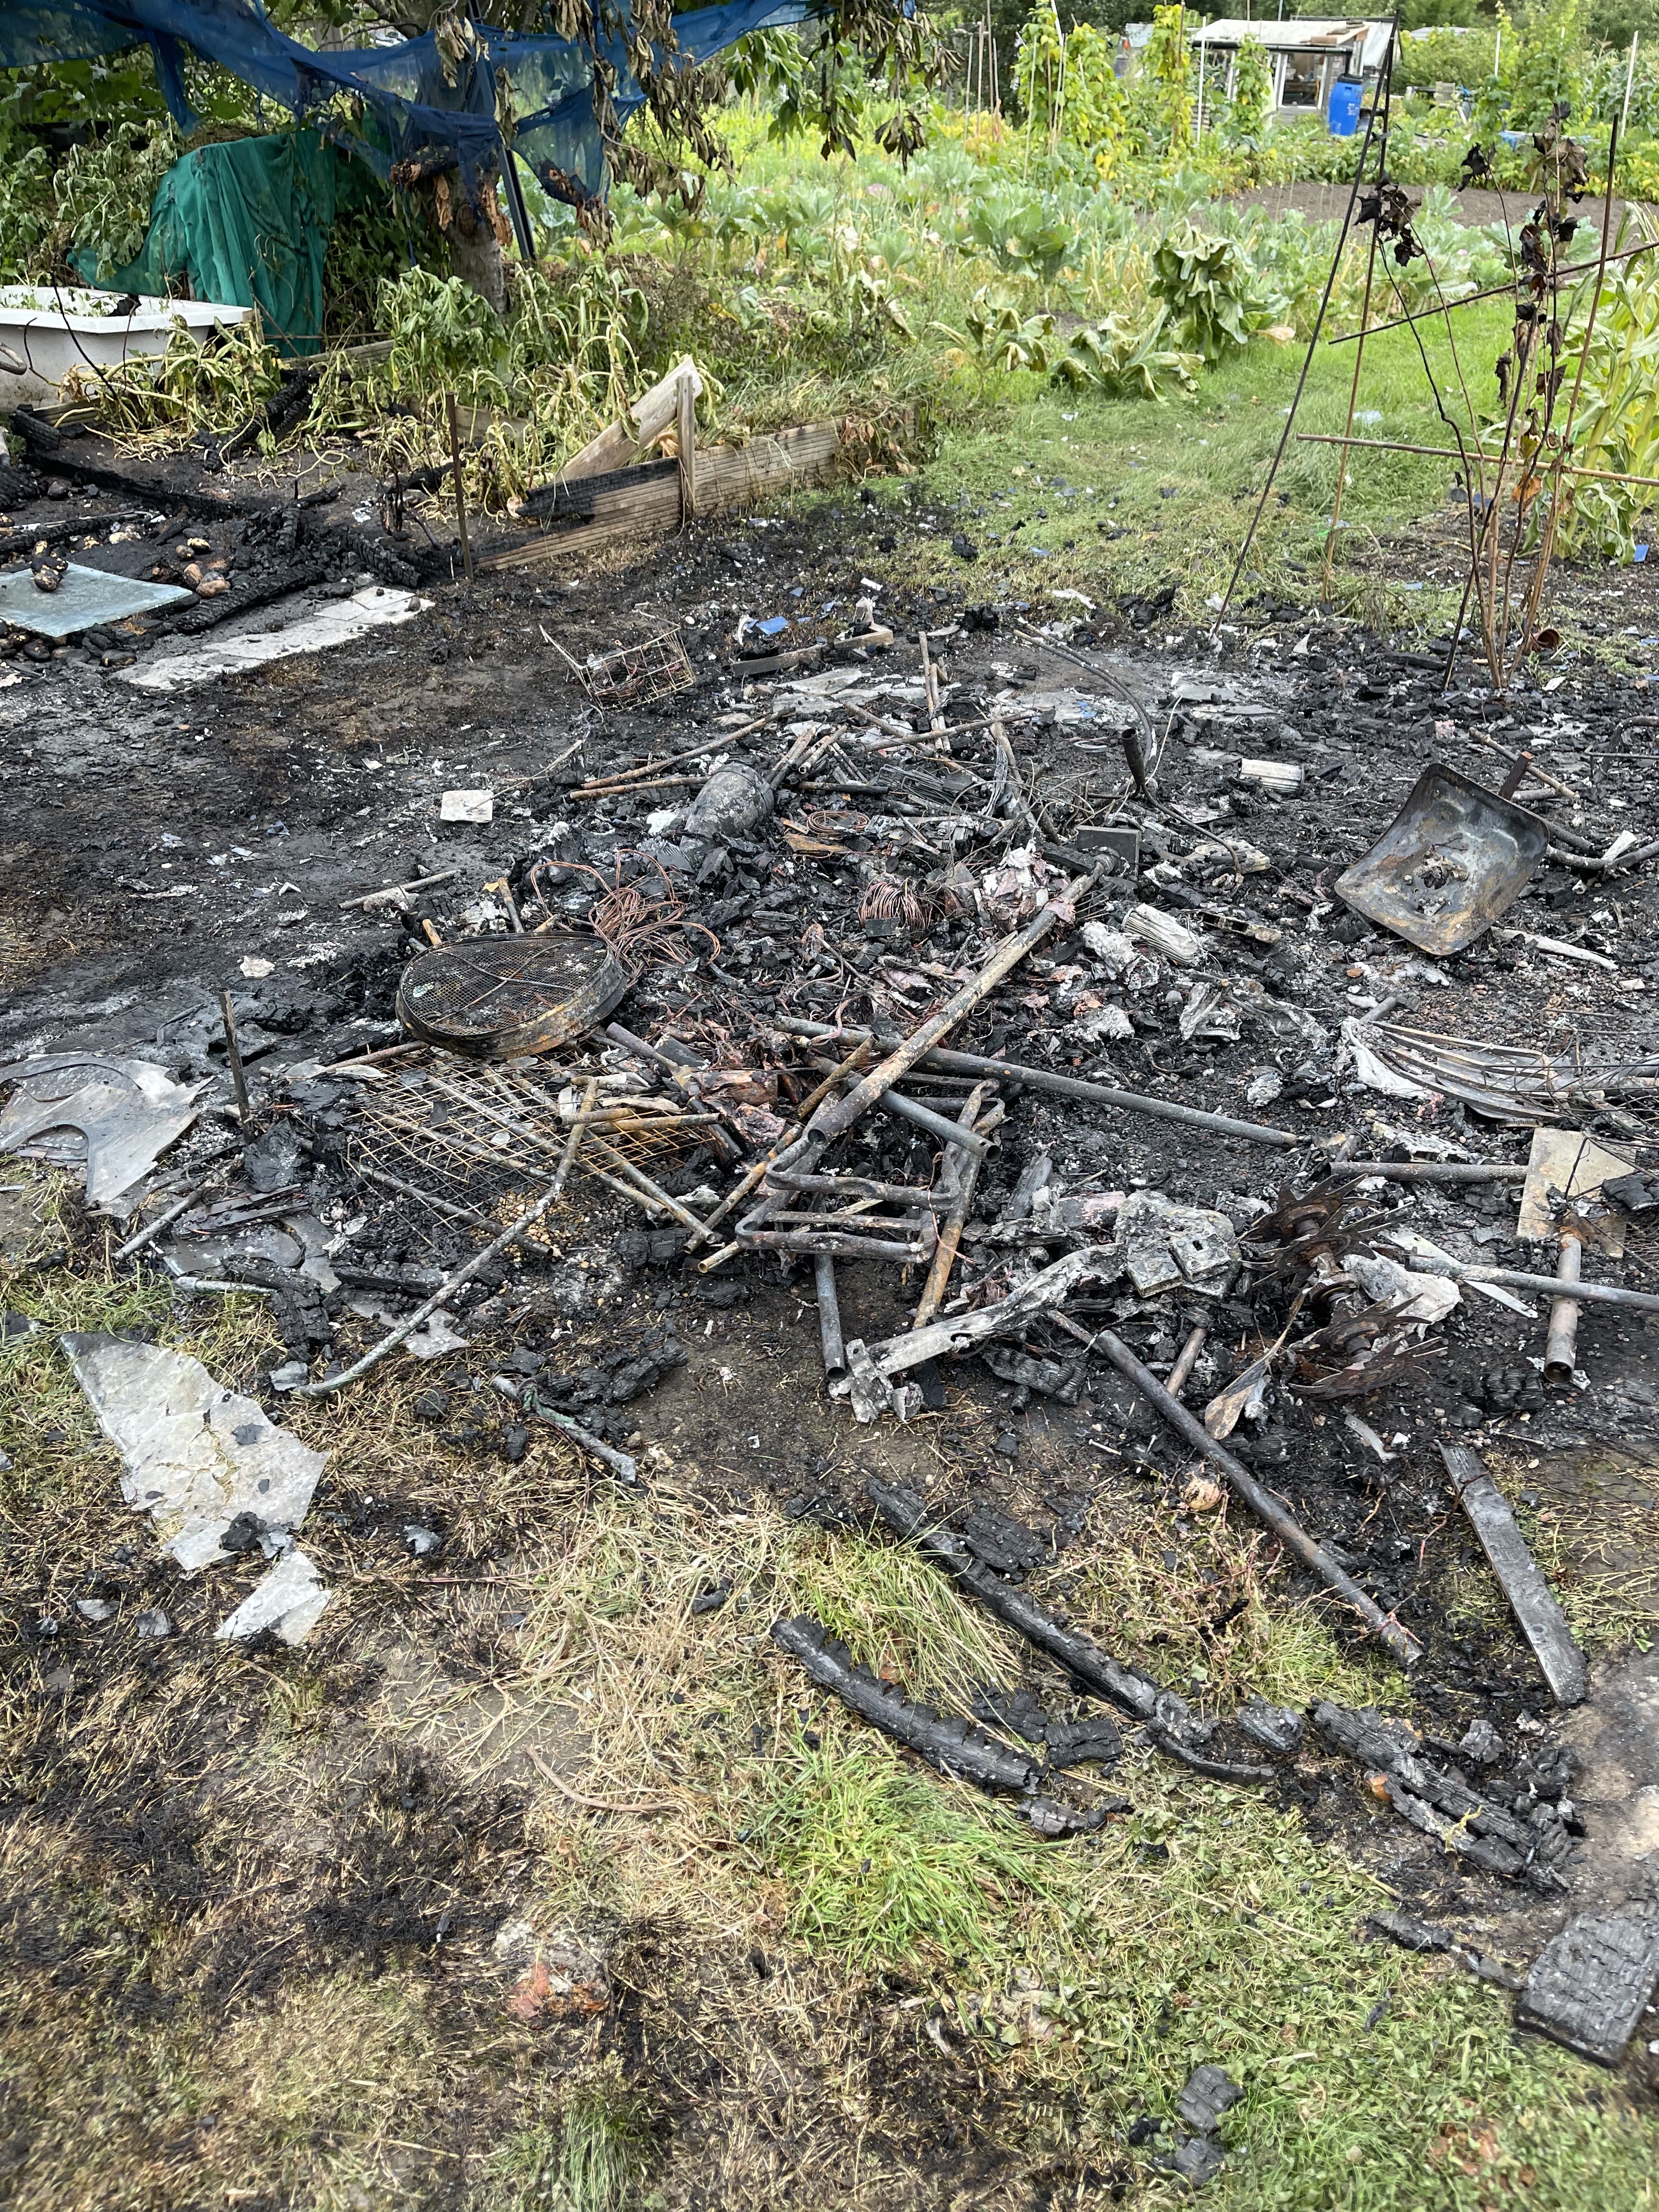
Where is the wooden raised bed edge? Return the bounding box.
[475,414,905,574]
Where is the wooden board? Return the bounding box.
[477,419,851,574]
[1517,1911,1659,2066]
[1438,1442,1587,1706]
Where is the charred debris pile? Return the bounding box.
[7,582,1659,2074]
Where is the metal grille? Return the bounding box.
[347,1053,715,1214]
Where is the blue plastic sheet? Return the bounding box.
[0,0,812,211]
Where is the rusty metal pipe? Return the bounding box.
[1543,1231,1584,1386]
[1098,1331,1424,1668]
[912,1087,997,1331]
[1164,1324,1209,1399]
[775,1018,1298,1149]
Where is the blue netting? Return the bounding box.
[0,0,812,214]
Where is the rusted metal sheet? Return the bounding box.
[1336,763,1548,955]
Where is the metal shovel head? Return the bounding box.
[1335,762,1547,957]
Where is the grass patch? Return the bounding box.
[5,1198,1657,2211]
[510,1481,1658,2204]
[1485,1449,1659,1656]
[3,1962,444,2212]
[785,1526,1026,1712]
[485,2076,653,2212]
[839,299,1518,624]
[749,1736,1064,1971]
[1048,1497,1391,1718]
[741,1705,1659,2210]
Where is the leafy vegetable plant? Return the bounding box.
[1151,219,1260,362]
[1051,309,1200,399]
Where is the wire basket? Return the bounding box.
[345,1054,718,1231]
[556,629,696,707]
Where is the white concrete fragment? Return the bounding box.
[215,1548,331,1646]
[121,586,428,691]
[440,788,493,823]
[60,1333,328,1571]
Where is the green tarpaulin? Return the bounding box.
[74,131,351,356]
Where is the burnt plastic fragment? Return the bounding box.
[961,1503,1051,1579]
[1367,1911,1522,1991]
[1178,2064,1243,2134]
[1166,2135,1225,2187]
[219,1512,266,1555]
[972,1683,1050,1742]
[972,1685,1124,1769]
[1043,1714,1125,1769]
[769,1613,1117,1836]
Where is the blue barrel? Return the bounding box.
[1328,77,1363,136]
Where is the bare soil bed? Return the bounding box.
[1227,179,1638,232]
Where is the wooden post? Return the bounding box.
[444,391,473,586]
[678,367,697,523]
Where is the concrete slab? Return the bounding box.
[120,584,428,690]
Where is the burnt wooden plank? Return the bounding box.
[516,455,680,524]
[1516,1909,1659,2065]
[477,420,850,573]
[1440,1442,1587,1706]
[477,471,683,569]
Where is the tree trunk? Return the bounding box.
[446,201,506,317]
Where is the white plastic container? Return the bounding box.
[0,285,255,406]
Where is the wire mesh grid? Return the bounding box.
[345,1052,712,1217]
